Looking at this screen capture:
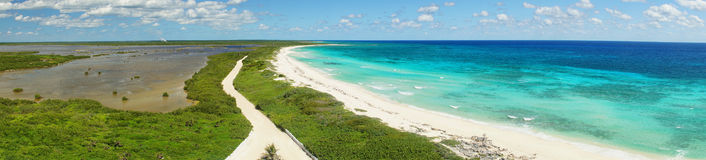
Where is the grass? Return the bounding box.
[0,51,39,55]
[234,45,462,159]
[441,139,462,147]
[0,42,272,159]
[0,51,89,71]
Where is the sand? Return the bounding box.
[273,45,669,160]
[223,56,311,160]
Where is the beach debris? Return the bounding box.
[443,134,536,160]
[507,115,517,119]
[522,117,535,121]
[449,105,459,109]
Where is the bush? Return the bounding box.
[34,94,42,100]
[12,88,23,93]
[162,92,169,97]
[0,53,89,71]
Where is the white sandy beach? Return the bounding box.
[223,56,311,160]
[273,45,671,160]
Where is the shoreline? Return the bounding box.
[273,45,671,160]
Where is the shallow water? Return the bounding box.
[0,45,248,112]
[293,41,706,158]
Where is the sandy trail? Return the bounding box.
[224,56,311,160]
[273,45,666,160]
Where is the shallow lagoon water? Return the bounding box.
[293,41,706,158]
[0,45,248,112]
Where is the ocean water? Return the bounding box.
[290,41,706,159]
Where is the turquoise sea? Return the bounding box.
[290,41,706,159]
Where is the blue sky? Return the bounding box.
[1,0,706,42]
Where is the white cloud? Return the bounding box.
[523,2,537,9]
[119,23,128,28]
[152,23,160,26]
[644,4,704,27]
[444,2,455,7]
[347,14,363,18]
[339,18,357,27]
[0,13,10,18]
[15,14,104,28]
[676,15,704,27]
[497,14,509,21]
[180,26,187,30]
[676,0,706,11]
[258,24,269,30]
[450,26,458,30]
[289,27,302,31]
[605,8,633,20]
[227,0,247,5]
[590,17,603,24]
[391,19,421,28]
[418,4,439,13]
[0,1,11,11]
[7,0,257,30]
[473,10,489,17]
[567,8,583,17]
[542,19,553,25]
[480,13,511,24]
[644,4,684,22]
[417,14,434,22]
[535,6,568,18]
[575,0,594,9]
[621,0,646,2]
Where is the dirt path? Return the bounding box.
[224,56,311,160]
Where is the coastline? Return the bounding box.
[273,45,670,160]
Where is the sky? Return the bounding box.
[1,0,706,42]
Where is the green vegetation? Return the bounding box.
[441,139,462,147]
[0,44,257,159]
[0,51,89,71]
[260,144,281,160]
[12,88,23,93]
[112,90,117,95]
[0,41,461,159]
[0,51,39,55]
[0,40,299,46]
[354,108,367,112]
[163,92,169,97]
[133,76,140,79]
[34,94,42,100]
[121,96,128,101]
[115,51,138,54]
[235,45,462,159]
